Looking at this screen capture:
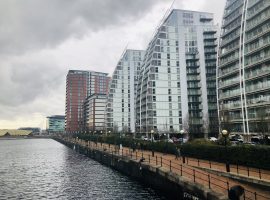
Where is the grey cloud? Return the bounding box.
[0,0,164,55]
[0,58,65,107]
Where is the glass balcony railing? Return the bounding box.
[219,78,239,88]
[246,80,270,93]
[219,89,240,99]
[245,67,270,79]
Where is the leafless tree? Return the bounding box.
[202,113,210,139]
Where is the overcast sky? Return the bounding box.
[0,0,226,129]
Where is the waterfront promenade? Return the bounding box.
[63,137,270,200]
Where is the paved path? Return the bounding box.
[71,138,270,200]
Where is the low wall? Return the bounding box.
[55,138,227,200]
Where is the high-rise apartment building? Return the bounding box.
[65,70,110,133]
[136,9,218,136]
[106,49,145,133]
[218,0,270,135]
[83,94,107,132]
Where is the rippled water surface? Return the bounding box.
[0,139,167,200]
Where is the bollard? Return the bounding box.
[226,162,230,173]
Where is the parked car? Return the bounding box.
[209,137,218,142]
[167,138,174,143]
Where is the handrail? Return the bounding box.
[67,138,270,200]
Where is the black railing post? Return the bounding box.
[227,181,230,197]
[170,160,172,172]
[148,154,150,163]
[161,157,163,167]
[254,192,257,200]
[193,169,195,182]
[247,167,249,177]
[208,174,211,189]
[180,164,182,176]
[259,169,261,179]
[156,155,157,165]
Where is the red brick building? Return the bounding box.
[65,70,110,133]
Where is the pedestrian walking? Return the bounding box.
[175,147,181,160]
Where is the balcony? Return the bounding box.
[219,89,241,99]
[219,78,239,89]
[246,81,270,94]
[245,67,270,81]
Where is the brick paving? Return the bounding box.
[70,138,270,200]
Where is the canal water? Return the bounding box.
[0,139,167,200]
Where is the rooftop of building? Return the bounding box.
[67,70,108,76]
[0,129,32,137]
[47,115,65,119]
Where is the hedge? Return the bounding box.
[75,134,270,170]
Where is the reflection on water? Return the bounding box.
[0,139,167,200]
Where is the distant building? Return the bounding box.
[217,0,270,135]
[106,49,145,134]
[18,127,40,135]
[65,70,110,133]
[46,115,65,133]
[83,94,107,132]
[136,9,218,136]
[0,129,32,137]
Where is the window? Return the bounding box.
[167,61,170,66]
[177,82,180,88]
[155,67,158,73]
[168,89,171,94]
[153,96,156,102]
[176,61,179,67]
[168,67,171,73]
[169,96,172,102]
[167,54,170,59]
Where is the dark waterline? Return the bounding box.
[0,139,167,200]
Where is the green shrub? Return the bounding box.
[74,134,270,170]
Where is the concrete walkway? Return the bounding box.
[71,138,270,200]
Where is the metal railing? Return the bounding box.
[68,138,270,200]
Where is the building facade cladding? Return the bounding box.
[46,115,65,133]
[136,9,218,135]
[106,49,145,133]
[218,0,270,135]
[83,94,107,132]
[65,70,109,133]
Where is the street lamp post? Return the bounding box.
[222,129,230,172]
[151,129,154,157]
